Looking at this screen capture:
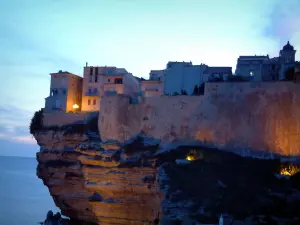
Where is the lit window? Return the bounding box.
[88,99,91,105]
[250,71,253,76]
[93,99,96,105]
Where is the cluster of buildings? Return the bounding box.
[44,42,299,113]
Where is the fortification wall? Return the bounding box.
[99,82,300,156]
[43,112,88,127]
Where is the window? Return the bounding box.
[94,88,97,93]
[88,99,91,105]
[108,79,110,82]
[250,71,253,76]
[63,89,67,95]
[93,99,96,105]
[95,75,98,83]
[90,68,93,75]
[89,75,93,82]
[115,78,123,84]
[95,67,98,75]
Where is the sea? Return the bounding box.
[0,156,60,225]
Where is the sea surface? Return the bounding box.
[0,156,60,225]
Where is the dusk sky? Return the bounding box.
[0,0,300,157]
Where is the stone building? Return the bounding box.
[44,71,83,113]
[141,70,164,97]
[235,41,297,81]
[81,64,140,111]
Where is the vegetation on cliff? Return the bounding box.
[30,109,44,134]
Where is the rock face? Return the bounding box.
[36,130,162,225]
[34,122,300,225]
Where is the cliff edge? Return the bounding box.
[32,110,300,225]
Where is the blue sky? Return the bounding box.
[0,0,300,157]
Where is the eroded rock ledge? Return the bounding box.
[34,126,300,225]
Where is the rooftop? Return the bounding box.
[282,41,294,51]
[50,70,82,78]
[238,55,269,60]
[204,67,232,74]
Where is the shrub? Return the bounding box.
[30,109,44,134]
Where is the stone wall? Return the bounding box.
[43,112,88,127]
[99,81,300,156]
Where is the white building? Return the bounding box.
[163,61,232,95]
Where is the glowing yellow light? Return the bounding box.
[73,104,79,109]
[186,155,194,161]
[280,169,292,176]
[186,150,197,161]
[280,164,300,176]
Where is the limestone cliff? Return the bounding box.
[32,111,300,225]
[35,130,162,225]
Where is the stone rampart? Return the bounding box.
[99,82,300,156]
[43,112,88,127]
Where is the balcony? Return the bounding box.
[85,90,99,96]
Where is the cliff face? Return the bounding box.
[33,114,300,225]
[35,130,162,225]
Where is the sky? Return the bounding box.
[0,0,300,157]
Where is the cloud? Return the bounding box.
[0,104,36,145]
[264,0,300,45]
[11,135,37,144]
[0,132,36,145]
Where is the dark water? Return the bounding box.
[0,156,60,225]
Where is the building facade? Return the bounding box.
[163,61,232,95]
[235,41,297,81]
[44,71,83,113]
[81,65,140,111]
[140,70,164,97]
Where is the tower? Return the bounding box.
[280,41,296,63]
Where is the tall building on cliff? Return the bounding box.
[44,71,82,113]
[235,41,297,81]
[81,64,140,111]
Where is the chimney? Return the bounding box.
[86,62,88,67]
